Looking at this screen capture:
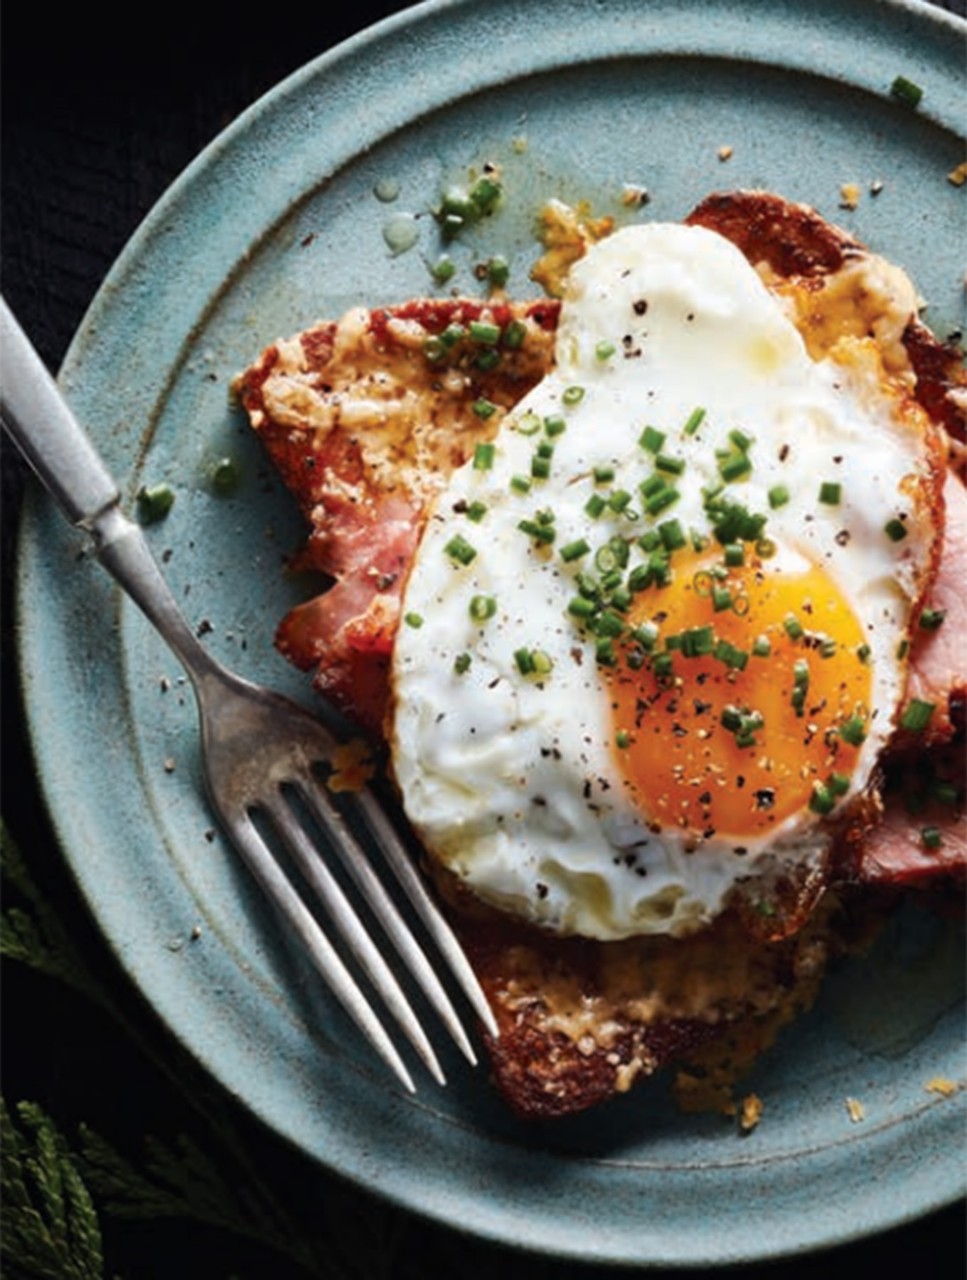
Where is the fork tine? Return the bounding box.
[298,777,479,1066]
[266,793,447,1085]
[230,812,417,1092]
[354,788,500,1040]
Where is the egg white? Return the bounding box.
[390,223,938,940]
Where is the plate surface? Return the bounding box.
[17,0,966,1266]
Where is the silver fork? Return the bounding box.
[0,298,497,1091]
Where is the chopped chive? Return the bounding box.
[752,635,771,657]
[576,570,600,598]
[615,729,631,749]
[514,647,535,675]
[470,175,502,214]
[723,542,745,567]
[469,320,501,345]
[562,385,585,406]
[610,584,632,612]
[453,652,471,674]
[931,780,959,806]
[645,486,679,515]
[729,428,754,452]
[560,538,591,563]
[466,500,488,522]
[423,335,447,363]
[472,398,497,419]
[441,323,466,347]
[655,453,686,476]
[469,594,497,622]
[901,699,935,732]
[856,643,872,663]
[718,451,752,483]
[531,454,551,479]
[608,489,633,513]
[921,825,942,849]
[639,425,666,454]
[510,474,532,494]
[652,651,675,678]
[818,481,842,505]
[486,255,509,287]
[137,484,175,524]
[595,637,617,666]
[783,613,804,640]
[713,638,748,670]
[593,464,615,483]
[502,319,527,349]
[632,622,659,650]
[681,625,715,657]
[568,596,597,619]
[584,493,607,518]
[404,612,423,628]
[430,255,456,284]
[515,410,541,436]
[890,75,924,108]
[884,517,908,542]
[444,533,477,565]
[768,484,790,509]
[809,781,836,815]
[919,608,946,630]
[595,340,616,361]
[594,609,626,638]
[683,407,706,436]
[474,348,500,372]
[829,772,851,796]
[639,473,666,499]
[839,714,867,746]
[658,518,687,551]
[712,584,733,612]
[531,650,554,675]
[517,517,556,544]
[544,414,567,437]
[473,442,496,469]
[721,705,743,732]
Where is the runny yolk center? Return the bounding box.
[606,548,873,841]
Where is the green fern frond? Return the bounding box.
[1,1098,105,1280]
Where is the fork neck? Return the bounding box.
[94,503,227,689]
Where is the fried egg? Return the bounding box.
[390,223,941,940]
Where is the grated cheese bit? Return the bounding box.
[924,1077,961,1097]
[845,1096,866,1123]
[327,738,376,793]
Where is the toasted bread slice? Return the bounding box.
[235,192,964,1118]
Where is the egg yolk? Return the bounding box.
[607,548,873,842]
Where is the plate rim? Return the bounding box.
[17,0,966,1266]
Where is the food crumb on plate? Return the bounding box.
[924,1076,961,1097]
[839,183,861,210]
[738,1093,763,1133]
[947,161,967,188]
[717,144,733,162]
[327,738,376,793]
[845,1096,866,1123]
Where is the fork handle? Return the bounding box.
[0,296,219,683]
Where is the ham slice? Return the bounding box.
[903,471,967,745]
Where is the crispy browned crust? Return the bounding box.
[688,190,967,445]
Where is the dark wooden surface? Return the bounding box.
[3,2,965,1276]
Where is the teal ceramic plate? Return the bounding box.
[17,0,966,1265]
